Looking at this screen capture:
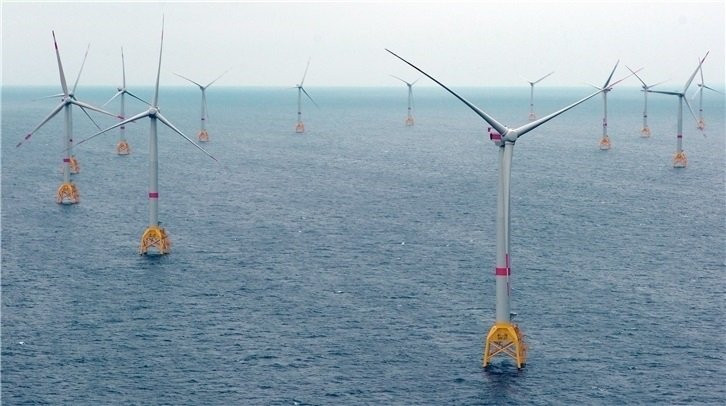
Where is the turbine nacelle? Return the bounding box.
[148,107,158,116]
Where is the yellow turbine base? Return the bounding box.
[198,130,209,142]
[528,112,536,121]
[599,135,611,150]
[56,182,80,204]
[697,119,705,130]
[139,226,171,255]
[641,127,651,138]
[673,151,688,168]
[69,156,80,174]
[295,122,305,133]
[483,322,527,369]
[117,140,130,155]
[405,116,414,126]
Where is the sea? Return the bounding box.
[2,84,724,404]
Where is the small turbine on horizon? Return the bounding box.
[587,61,637,150]
[387,48,629,370]
[648,51,709,168]
[294,58,317,133]
[73,18,219,254]
[391,75,419,126]
[15,33,117,204]
[525,71,554,121]
[694,62,722,130]
[103,47,151,155]
[174,69,229,142]
[626,66,666,138]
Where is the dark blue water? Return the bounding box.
[2,85,724,404]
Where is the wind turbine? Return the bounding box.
[294,59,317,133]
[391,75,419,126]
[525,71,554,121]
[173,69,229,142]
[103,47,150,155]
[626,66,666,138]
[694,63,721,130]
[15,32,117,204]
[587,61,631,150]
[387,48,625,369]
[73,18,219,254]
[648,52,709,168]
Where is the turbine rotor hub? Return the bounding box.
[149,107,158,115]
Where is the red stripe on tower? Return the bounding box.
[495,267,511,276]
[149,192,159,198]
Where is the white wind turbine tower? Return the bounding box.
[15,32,117,204]
[294,59,318,133]
[173,69,229,142]
[648,52,709,168]
[587,61,633,150]
[694,63,721,130]
[525,71,554,121]
[626,66,666,138]
[391,75,419,126]
[103,47,150,155]
[74,18,219,254]
[388,48,626,369]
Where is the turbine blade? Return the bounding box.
[647,90,682,96]
[121,46,126,88]
[411,78,420,86]
[16,102,65,148]
[70,99,119,118]
[626,65,647,88]
[602,60,619,89]
[102,90,124,107]
[533,71,554,84]
[702,84,722,94]
[52,31,69,96]
[72,43,90,95]
[205,68,229,88]
[385,48,508,136]
[156,112,219,163]
[648,79,668,89]
[683,51,709,94]
[585,82,602,90]
[300,58,311,86]
[153,16,164,107]
[514,88,604,136]
[301,87,319,108]
[390,74,409,85]
[607,67,642,89]
[683,97,700,129]
[33,93,65,101]
[79,105,102,130]
[699,60,704,85]
[174,72,203,88]
[72,110,149,149]
[124,90,152,106]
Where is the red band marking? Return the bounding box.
[25,134,32,140]
[149,192,159,198]
[63,158,70,162]
[677,134,683,138]
[120,126,126,129]
[495,267,510,276]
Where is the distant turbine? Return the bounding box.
[525,71,554,121]
[626,66,666,138]
[103,47,150,155]
[587,62,637,150]
[388,48,626,370]
[648,52,709,168]
[694,62,722,130]
[390,75,419,126]
[294,59,318,133]
[173,69,229,142]
[73,18,219,254]
[15,32,117,204]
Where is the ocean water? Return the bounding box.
[2,85,724,404]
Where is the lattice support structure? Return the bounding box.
[599,135,611,150]
[673,151,688,168]
[483,322,527,369]
[56,182,80,204]
[116,140,130,155]
[69,156,80,174]
[295,122,305,134]
[197,129,209,142]
[139,225,171,255]
[640,127,651,138]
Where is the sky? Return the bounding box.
[1,1,724,89]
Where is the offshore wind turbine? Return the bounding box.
[73,18,219,254]
[626,66,666,138]
[525,71,554,121]
[15,32,117,204]
[694,63,721,130]
[391,75,419,126]
[587,61,627,150]
[294,59,318,133]
[648,52,709,168]
[173,69,229,142]
[387,48,624,369]
[103,47,150,155]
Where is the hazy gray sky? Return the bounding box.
[2,1,724,88]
